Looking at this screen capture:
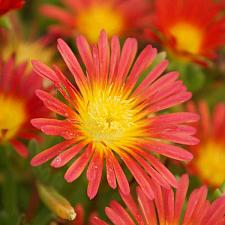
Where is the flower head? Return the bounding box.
[0,55,49,157]
[40,0,151,43]
[31,31,199,199]
[1,39,55,71]
[93,174,225,225]
[147,0,225,64]
[0,0,24,16]
[187,102,225,187]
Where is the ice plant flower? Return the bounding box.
[187,102,225,187]
[0,0,24,16]
[0,56,49,157]
[147,0,225,64]
[31,31,199,200]
[92,174,225,225]
[1,39,55,72]
[40,0,151,43]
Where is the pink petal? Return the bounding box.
[120,153,154,200]
[98,30,110,83]
[76,35,95,79]
[57,39,87,90]
[106,152,117,189]
[136,186,157,225]
[31,140,74,166]
[10,140,29,158]
[35,89,75,117]
[86,152,104,199]
[126,45,157,90]
[111,152,130,195]
[117,38,137,83]
[51,142,85,168]
[109,201,135,225]
[64,144,93,182]
[134,60,168,96]
[109,36,121,83]
[32,60,59,83]
[142,142,193,161]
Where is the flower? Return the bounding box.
[187,102,225,187]
[146,0,225,65]
[31,31,199,200]
[93,174,225,225]
[40,0,151,43]
[0,0,24,16]
[0,55,49,157]
[1,39,55,72]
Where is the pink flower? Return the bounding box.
[31,31,198,199]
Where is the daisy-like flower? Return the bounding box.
[0,0,24,16]
[40,0,151,43]
[31,31,199,199]
[1,38,55,72]
[187,102,225,187]
[93,174,225,225]
[0,55,49,157]
[147,0,225,64]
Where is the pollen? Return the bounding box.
[169,22,203,55]
[79,86,140,148]
[0,94,26,141]
[76,5,124,43]
[195,141,225,187]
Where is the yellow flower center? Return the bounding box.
[169,22,203,55]
[78,86,142,150]
[0,94,26,141]
[76,5,124,43]
[195,141,225,187]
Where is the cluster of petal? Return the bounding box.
[93,174,225,225]
[146,0,225,64]
[0,55,49,157]
[31,31,199,200]
[39,0,151,43]
[0,0,24,15]
[187,101,225,187]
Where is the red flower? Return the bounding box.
[0,0,24,15]
[187,101,225,187]
[31,31,199,200]
[40,0,151,43]
[93,174,225,225]
[146,0,225,65]
[0,55,49,157]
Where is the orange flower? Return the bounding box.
[146,0,225,65]
[40,0,151,43]
[0,0,24,15]
[0,55,49,157]
[93,174,225,225]
[187,102,225,187]
[31,31,198,199]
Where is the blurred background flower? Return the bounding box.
[0,0,24,16]
[0,55,50,157]
[39,0,152,43]
[145,0,225,66]
[187,101,225,187]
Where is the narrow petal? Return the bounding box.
[10,140,29,158]
[35,90,75,117]
[86,152,104,199]
[31,140,74,166]
[51,143,85,168]
[64,145,93,182]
